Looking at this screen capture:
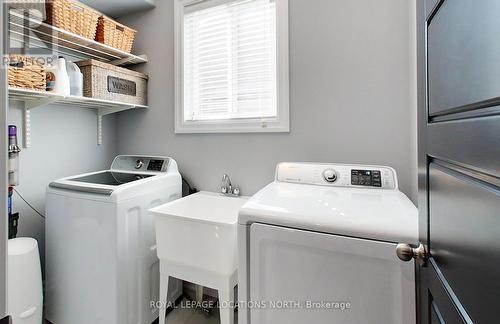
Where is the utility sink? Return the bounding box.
[150,191,248,276]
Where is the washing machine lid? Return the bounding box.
[239,163,418,244]
[48,155,174,195]
[49,171,156,195]
[70,171,154,186]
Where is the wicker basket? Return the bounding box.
[96,16,137,53]
[8,56,46,91]
[76,60,147,106]
[45,0,101,40]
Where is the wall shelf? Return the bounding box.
[7,9,149,147]
[9,87,148,147]
[8,11,148,66]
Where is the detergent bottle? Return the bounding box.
[46,56,70,96]
[66,60,83,97]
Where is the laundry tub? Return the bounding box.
[7,238,43,324]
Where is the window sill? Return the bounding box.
[175,118,290,134]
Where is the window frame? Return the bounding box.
[174,0,290,134]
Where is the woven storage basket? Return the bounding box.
[45,0,101,40]
[96,16,137,53]
[8,56,46,91]
[76,60,147,106]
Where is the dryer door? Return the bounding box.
[249,223,415,324]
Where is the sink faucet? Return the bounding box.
[221,174,240,196]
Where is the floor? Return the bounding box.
[46,300,238,324]
[160,299,238,324]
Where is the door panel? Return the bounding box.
[418,0,500,323]
[429,162,500,323]
[424,261,466,324]
[428,0,500,116]
[249,223,415,324]
[428,116,500,177]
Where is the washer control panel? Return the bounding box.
[276,162,397,189]
[111,155,170,173]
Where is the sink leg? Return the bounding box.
[195,284,204,303]
[218,282,235,324]
[159,272,170,324]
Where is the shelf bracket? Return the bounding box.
[25,97,58,110]
[97,114,103,146]
[23,107,31,148]
[23,97,58,148]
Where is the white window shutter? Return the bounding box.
[183,0,277,122]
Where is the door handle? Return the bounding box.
[396,243,428,265]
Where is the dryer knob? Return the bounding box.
[135,160,144,169]
[322,169,337,183]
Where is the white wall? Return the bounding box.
[7,102,117,266]
[117,0,418,202]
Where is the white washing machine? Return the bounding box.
[45,155,183,324]
[238,162,418,324]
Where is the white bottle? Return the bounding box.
[46,57,70,96]
[66,61,83,97]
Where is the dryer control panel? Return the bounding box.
[111,155,170,173]
[276,162,397,189]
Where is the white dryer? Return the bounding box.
[45,155,183,324]
[238,162,418,324]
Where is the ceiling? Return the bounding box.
[80,0,156,17]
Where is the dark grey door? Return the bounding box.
[417,0,500,323]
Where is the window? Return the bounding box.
[175,0,289,133]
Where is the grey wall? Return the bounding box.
[81,0,155,17]
[117,0,418,202]
[3,0,417,286]
[7,102,117,265]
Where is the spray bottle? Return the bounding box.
[8,125,21,238]
[8,125,21,187]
